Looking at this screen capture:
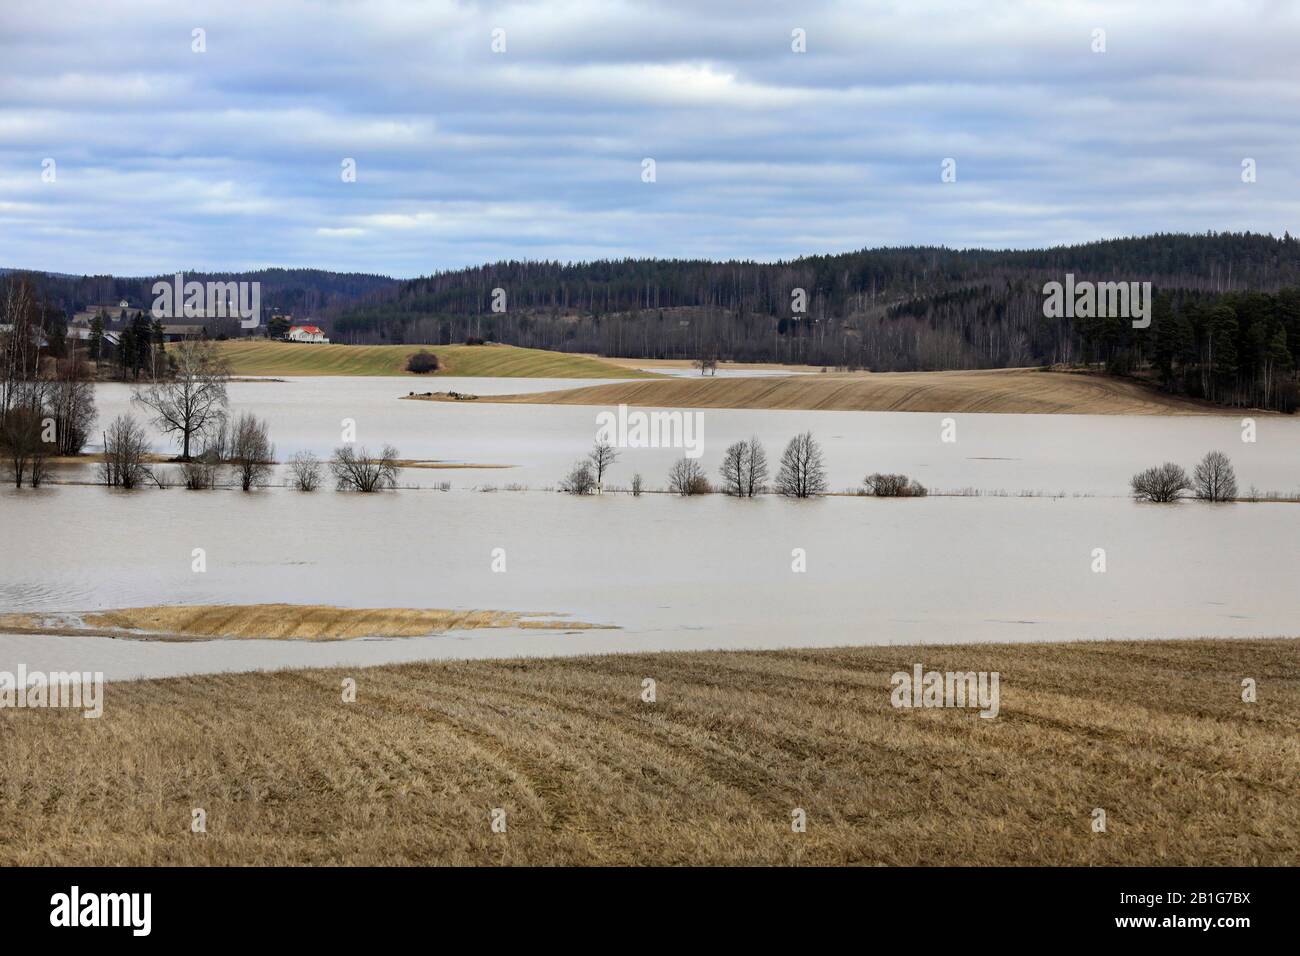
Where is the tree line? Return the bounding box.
[326,232,1300,411]
[8,233,1300,416]
[1,278,96,485]
[558,432,928,499]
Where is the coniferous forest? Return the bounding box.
[7,231,1300,411]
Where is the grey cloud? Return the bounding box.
[0,0,1296,276]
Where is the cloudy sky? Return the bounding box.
[1,0,1297,277]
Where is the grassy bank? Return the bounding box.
[1,637,1293,865]
[464,367,1233,415]
[212,341,655,378]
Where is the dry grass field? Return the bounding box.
[589,355,830,374]
[2,637,1294,865]
[211,340,654,378]
[470,367,1233,415]
[0,604,605,641]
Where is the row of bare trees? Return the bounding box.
[98,411,278,491]
[96,411,398,494]
[1,278,100,486]
[1131,451,1239,502]
[559,432,829,498]
[672,433,827,498]
[2,358,99,487]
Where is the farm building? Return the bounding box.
[287,324,329,343]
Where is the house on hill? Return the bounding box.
[71,300,133,326]
[287,324,329,343]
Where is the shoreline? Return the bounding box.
[1,601,1294,686]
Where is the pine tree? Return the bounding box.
[89,314,104,361]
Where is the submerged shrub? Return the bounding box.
[1131,462,1191,502]
[863,473,928,497]
[289,451,323,491]
[331,445,400,492]
[559,460,596,495]
[668,458,710,496]
[181,459,218,490]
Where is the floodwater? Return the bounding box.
[81,376,1300,495]
[1,376,1297,680]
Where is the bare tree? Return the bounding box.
[0,276,41,422]
[289,451,323,491]
[132,340,230,460]
[1130,462,1191,502]
[741,436,768,497]
[229,412,275,491]
[775,431,827,498]
[720,441,747,496]
[1193,451,1238,502]
[588,440,619,492]
[720,437,768,496]
[1,403,51,488]
[668,457,710,495]
[694,345,719,376]
[331,444,400,492]
[630,472,643,497]
[99,414,152,489]
[203,412,231,463]
[47,355,97,456]
[559,460,596,495]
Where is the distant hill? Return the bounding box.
[8,232,1300,410]
[324,232,1300,410]
[9,267,399,325]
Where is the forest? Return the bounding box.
[330,232,1300,411]
[5,232,1299,411]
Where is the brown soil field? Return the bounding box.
[1,637,1293,865]
[445,367,1240,415]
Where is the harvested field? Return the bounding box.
[1,637,1293,865]
[461,367,1236,415]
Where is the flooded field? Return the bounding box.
[75,376,1300,494]
[3,376,1297,679]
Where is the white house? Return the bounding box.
[287,324,329,343]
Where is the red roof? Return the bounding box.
[290,325,323,335]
